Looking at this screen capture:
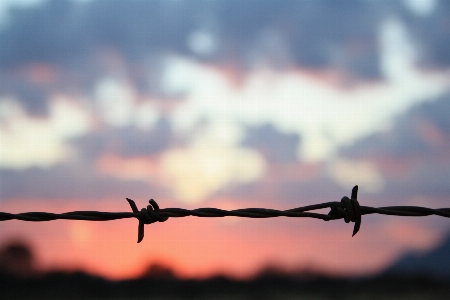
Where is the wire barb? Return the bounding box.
[127,198,168,242]
[327,185,361,236]
[1,185,450,243]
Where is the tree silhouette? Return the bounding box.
[140,262,176,279]
[0,240,35,278]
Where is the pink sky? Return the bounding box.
[0,195,444,280]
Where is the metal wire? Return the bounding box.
[1,186,449,243]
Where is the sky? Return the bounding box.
[0,0,449,280]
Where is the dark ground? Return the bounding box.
[1,270,450,300]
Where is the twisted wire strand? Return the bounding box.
[1,186,449,243]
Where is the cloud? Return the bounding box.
[0,96,91,169]
[0,163,167,201]
[160,134,266,204]
[0,73,52,116]
[399,0,450,68]
[337,92,450,204]
[339,92,450,160]
[403,0,437,17]
[95,154,159,182]
[71,116,172,161]
[94,77,137,128]
[1,0,448,121]
[1,0,449,207]
[327,158,385,193]
[242,123,300,163]
[166,57,450,162]
[2,0,438,78]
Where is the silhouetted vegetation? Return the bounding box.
[1,267,449,300]
[140,262,177,280]
[0,240,35,278]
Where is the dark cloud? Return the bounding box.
[415,93,450,136]
[383,161,450,201]
[0,0,83,68]
[218,169,348,208]
[0,0,194,67]
[0,163,167,201]
[399,0,450,68]
[242,123,300,163]
[2,0,448,76]
[0,0,409,75]
[338,92,450,202]
[71,117,173,161]
[274,176,345,204]
[1,81,49,116]
[2,0,448,116]
[339,93,450,160]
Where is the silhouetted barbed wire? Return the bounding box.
[1,186,449,243]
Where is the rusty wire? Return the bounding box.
[1,186,450,243]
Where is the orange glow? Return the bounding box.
[381,219,441,250]
[0,198,442,280]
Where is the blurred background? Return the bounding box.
[0,0,450,293]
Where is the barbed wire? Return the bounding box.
[1,186,449,243]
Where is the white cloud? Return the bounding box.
[161,56,230,98]
[187,30,217,56]
[0,97,91,170]
[134,100,160,131]
[379,18,419,81]
[95,78,161,131]
[327,158,385,193]
[50,96,91,137]
[95,77,136,128]
[165,56,450,163]
[403,0,437,17]
[160,134,266,204]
